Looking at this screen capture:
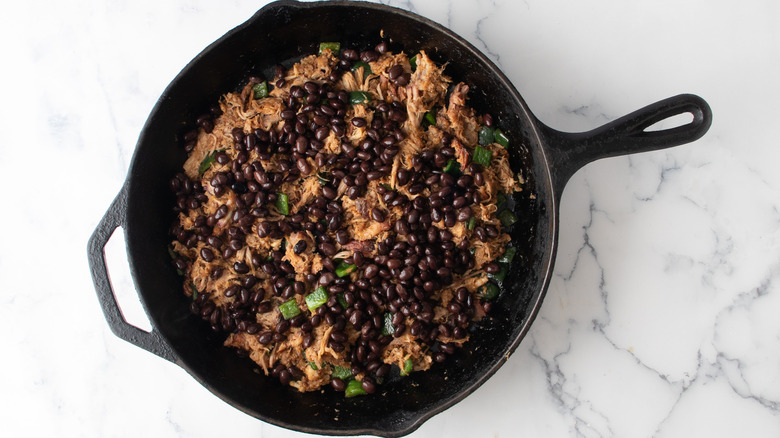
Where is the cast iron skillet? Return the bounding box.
[88,1,712,436]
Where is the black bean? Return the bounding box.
[371,207,386,222]
[360,50,379,62]
[200,247,215,262]
[331,378,346,391]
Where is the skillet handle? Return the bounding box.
[539,93,712,200]
[88,183,177,363]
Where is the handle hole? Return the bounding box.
[644,112,694,132]
[104,227,153,332]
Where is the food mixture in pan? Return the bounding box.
[168,41,523,396]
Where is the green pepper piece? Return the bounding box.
[479,283,500,301]
[345,379,367,397]
[443,159,461,176]
[381,312,395,336]
[401,358,413,376]
[305,286,329,311]
[198,151,216,176]
[252,81,268,99]
[466,217,476,231]
[498,210,518,227]
[494,128,509,147]
[496,192,506,207]
[279,299,301,319]
[351,61,373,80]
[473,145,493,167]
[498,246,517,264]
[488,265,509,282]
[424,109,436,126]
[276,192,289,215]
[331,365,352,380]
[335,261,357,277]
[318,42,341,55]
[349,91,372,105]
[478,126,496,146]
[409,55,417,70]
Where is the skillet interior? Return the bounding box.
[123,1,555,435]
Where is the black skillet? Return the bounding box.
[88,1,712,436]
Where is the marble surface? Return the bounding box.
[2,0,779,436]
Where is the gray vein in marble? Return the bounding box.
[529,327,615,438]
[717,353,779,412]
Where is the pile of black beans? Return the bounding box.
[170,42,501,392]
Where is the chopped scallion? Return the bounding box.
[473,145,493,167]
[318,42,341,55]
[252,81,268,99]
[276,192,289,215]
[498,209,518,227]
[349,91,371,105]
[278,299,301,320]
[305,286,329,311]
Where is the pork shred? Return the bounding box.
[169,44,525,393]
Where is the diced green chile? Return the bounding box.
[276,192,289,215]
[496,192,506,207]
[401,358,413,376]
[318,42,341,54]
[498,209,518,227]
[494,128,510,147]
[473,145,492,167]
[252,81,268,99]
[478,126,496,146]
[488,265,509,282]
[305,286,328,311]
[279,299,301,319]
[479,283,500,301]
[424,109,436,126]
[351,61,372,80]
[466,217,476,231]
[443,159,461,175]
[349,91,372,105]
[498,246,517,264]
[335,261,357,277]
[409,55,418,69]
[331,365,352,380]
[345,379,367,397]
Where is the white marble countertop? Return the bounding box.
[2,0,779,436]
